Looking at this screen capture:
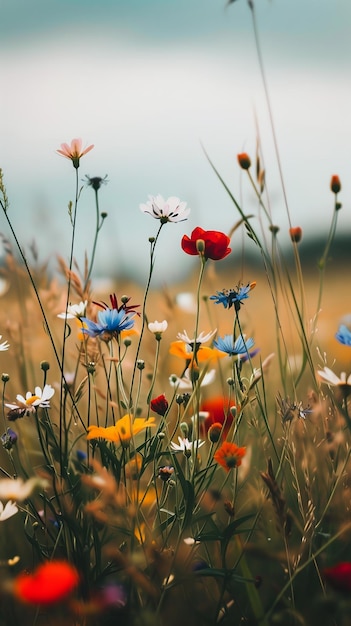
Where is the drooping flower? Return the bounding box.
[214,441,246,472]
[170,437,205,452]
[56,138,94,169]
[336,324,351,347]
[210,282,256,311]
[323,562,351,593]
[140,195,190,223]
[150,394,169,416]
[6,384,55,415]
[201,396,234,439]
[14,560,79,605]
[0,477,48,501]
[87,414,155,446]
[57,301,87,319]
[181,227,231,261]
[0,335,10,351]
[81,308,135,339]
[0,500,18,521]
[213,334,254,358]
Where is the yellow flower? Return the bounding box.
[87,414,155,446]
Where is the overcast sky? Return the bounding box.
[1,0,350,284]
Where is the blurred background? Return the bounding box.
[0,0,350,285]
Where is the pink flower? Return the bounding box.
[56,138,94,169]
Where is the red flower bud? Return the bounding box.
[330,175,341,194]
[150,394,168,416]
[237,153,251,170]
[289,227,302,243]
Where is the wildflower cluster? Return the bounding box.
[0,128,349,626]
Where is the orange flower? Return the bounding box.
[56,138,94,169]
[169,341,224,363]
[214,441,246,472]
[14,560,79,605]
[87,414,155,447]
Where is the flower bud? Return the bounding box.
[207,422,223,443]
[289,227,302,243]
[237,153,251,170]
[180,422,189,437]
[196,239,205,255]
[330,175,341,194]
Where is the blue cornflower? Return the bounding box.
[210,282,256,311]
[81,309,135,338]
[336,324,351,347]
[213,334,254,357]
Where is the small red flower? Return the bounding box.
[289,227,302,243]
[14,560,79,605]
[181,227,231,261]
[201,396,234,439]
[323,562,351,592]
[150,394,169,416]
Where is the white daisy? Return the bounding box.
[140,195,190,223]
[0,477,48,502]
[318,367,351,387]
[177,329,217,345]
[169,368,216,390]
[170,437,205,452]
[0,500,18,521]
[6,384,55,412]
[57,300,87,319]
[0,335,10,351]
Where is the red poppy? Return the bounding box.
[323,562,351,593]
[201,396,234,439]
[150,394,169,416]
[181,227,231,261]
[14,560,79,605]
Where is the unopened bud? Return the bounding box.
[330,175,341,194]
[289,227,302,243]
[196,239,205,254]
[237,152,251,170]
